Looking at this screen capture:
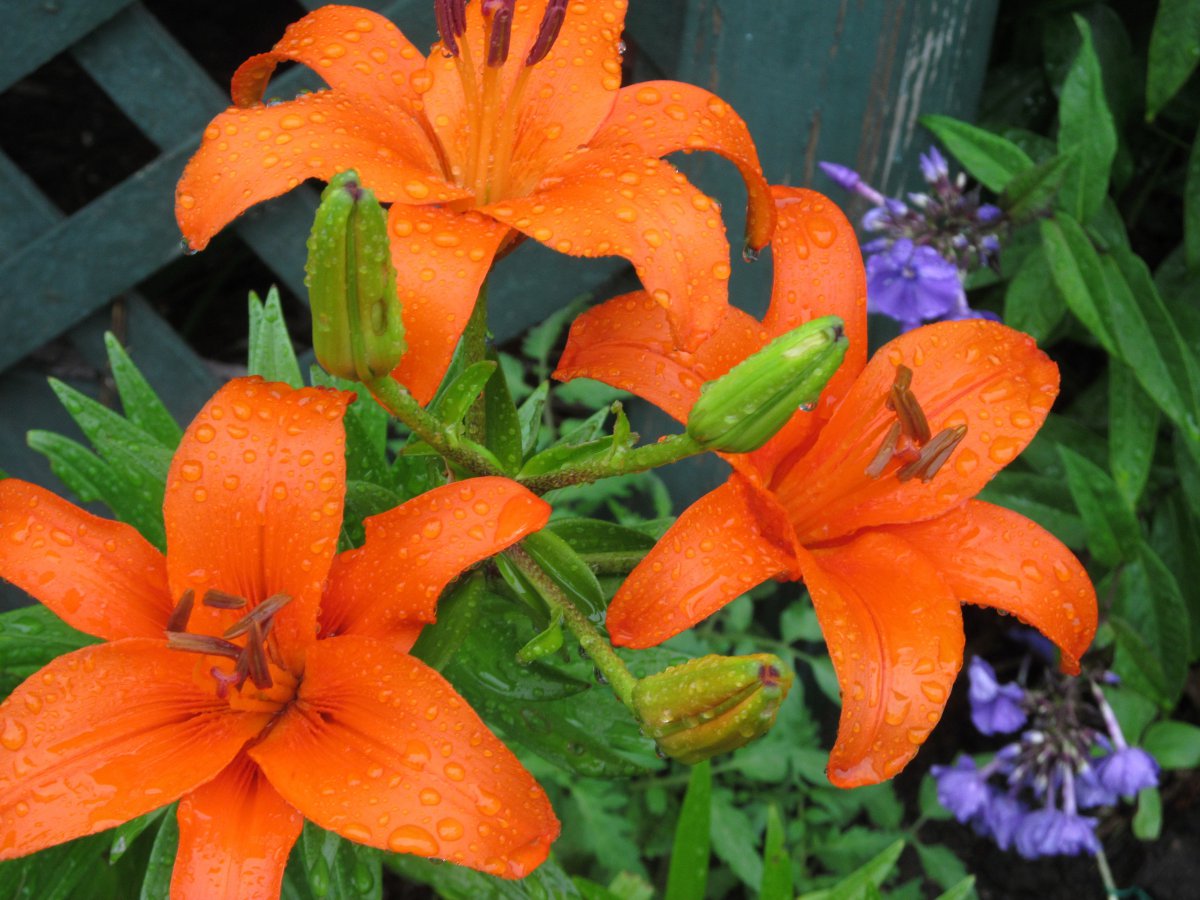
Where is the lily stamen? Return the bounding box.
[887,366,931,443]
[434,0,467,56]
[201,588,247,609]
[166,589,194,632]
[897,425,968,483]
[482,0,515,67]
[526,0,568,66]
[165,631,243,660]
[244,620,273,690]
[222,592,292,640]
[865,421,902,478]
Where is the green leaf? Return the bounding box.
[1112,542,1191,708]
[519,530,607,621]
[339,480,402,549]
[1146,0,1200,119]
[1057,16,1117,221]
[310,373,392,488]
[665,761,712,900]
[1057,444,1138,567]
[799,838,904,900]
[103,333,181,448]
[1133,787,1163,841]
[517,381,550,458]
[568,779,648,880]
[517,436,617,480]
[710,788,763,888]
[1003,242,1064,341]
[543,517,655,573]
[1188,119,1200,269]
[248,287,304,388]
[0,833,109,900]
[1142,720,1200,769]
[484,358,524,474]
[431,360,497,428]
[760,805,793,900]
[920,115,1033,192]
[139,810,179,900]
[110,807,167,863]
[1108,363,1159,507]
[1040,215,1117,353]
[387,851,582,899]
[933,876,977,900]
[781,603,824,644]
[522,295,588,375]
[0,605,99,689]
[918,774,953,822]
[914,842,969,891]
[299,823,380,899]
[410,573,486,672]
[1000,152,1074,223]
[516,608,565,663]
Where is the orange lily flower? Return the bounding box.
[0,378,558,895]
[176,2,775,403]
[554,186,1097,787]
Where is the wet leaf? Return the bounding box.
[484,358,524,474]
[248,287,304,389]
[1108,363,1158,507]
[919,115,1033,192]
[1146,0,1200,119]
[1057,16,1116,221]
[139,810,179,900]
[665,761,711,900]
[760,805,793,900]
[103,333,181,449]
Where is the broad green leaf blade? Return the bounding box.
[544,518,655,574]
[665,760,712,900]
[103,333,182,448]
[410,572,486,672]
[710,788,762,889]
[1056,445,1138,566]
[0,605,100,693]
[919,115,1033,192]
[299,823,381,899]
[1108,363,1158,507]
[431,360,497,428]
[1000,152,1073,223]
[1141,720,1200,769]
[799,838,904,900]
[1133,787,1163,841]
[1040,215,1117,354]
[914,842,969,891]
[1057,16,1117,221]
[339,480,402,550]
[248,287,305,388]
[139,810,180,900]
[1146,0,1200,120]
[760,804,793,900]
[484,358,524,474]
[310,372,392,488]
[0,832,110,900]
[933,876,977,900]
[1002,242,1065,342]
[1112,542,1190,709]
[520,530,607,621]
[1188,119,1200,269]
[110,807,168,863]
[516,436,615,481]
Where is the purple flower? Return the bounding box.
[968,657,1027,735]
[1097,747,1159,799]
[818,161,863,193]
[865,239,964,329]
[931,756,991,822]
[1014,809,1100,859]
[973,792,1027,850]
[976,203,1002,224]
[1073,762,1118,810]
[919,146,950,184]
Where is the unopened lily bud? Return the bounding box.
[306,170,406,382]
[687,315,847,453]
[633,653,792,764]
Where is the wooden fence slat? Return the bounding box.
[0,151,59,256]
[0,0,133,92]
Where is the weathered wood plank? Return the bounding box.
[0,0,133,91]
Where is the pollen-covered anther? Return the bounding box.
[222,592,292,640]
[166,589,195,632]
[886,365,931,443]
[201,588,247,609]
[482,0,516,67]
[526,0,568,66]
[897,425,968,483]
[434,0,467,56]
[865,421,902,478]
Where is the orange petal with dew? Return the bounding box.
[794,533,963,787]
[774,319,1060,543]
[0,639,270,860]
[885,500,1097,674]
[607,475,798,648]
[171,753,302,900]
[163,378,350,673]
[554,291,767,424]
[590,81,774,249]
[176,91,465,252]
[230,6,427,111]
[321,478,550,644]
[250,634,559,878]
[386,206,510,405]
[0,480,171,641]
[486,144,732,350]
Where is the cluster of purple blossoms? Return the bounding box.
[820,148,1005,330]
[931,654,1159,860]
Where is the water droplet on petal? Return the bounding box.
[387,824,439,856]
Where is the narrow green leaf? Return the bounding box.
[1146,0,1200,119]
[520,530,607,621]
[1133,787,1163,841]
[1188,119,1200,269]
[387,852,582,899]
[1000,152,1074,223]
[1057,445,1138,566]
[919,115,1033,192]
[1057,16,1117,221]
[516,436,615,480]
[1112,542,1191,708]
[760,805,793,900]
[410,573,486,672]
[1003,242,1064,341]
[522,295,589,375]
[339,480,402,549]
[0,603,100,683]
[310,372,392,487]
[299,823,380,899]
[1108,363,1159,507]
[914,842,969,891]
[110,808,167,863]
[483,358,524,474]
[1040,216,1117,353]
[710,788,763,888]
[933,876,977,900]
[248,287,305,388]
[103,333,181,448]
[516,608,565,663]
[0,833,109,900]
[799,838,904,900]
[516,381,550,457]
[430,360,497,428]
[139,810,179,900]
[665,761,712,900]
[1142,720,1200,769]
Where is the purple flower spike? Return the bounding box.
[976,203,1002,224]
[865,239,965,330]
[931,756,991,822]
[1073,762,1118,810]
[974,792,1027,850]
[1097,747,1159,799]
[1014,809,1100,859]
[919,146,950,184]
[818,161,863,192]
[968,657,1027,735]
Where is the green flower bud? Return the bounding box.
[633,653,792,765]
[306,170,406,382]
[686,315,847,453]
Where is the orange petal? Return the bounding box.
[607,475,798,648]
[386,206,509,405]
[774,319,1059,543]
[322,478,550,644]
[177,91,465,252]
[884,501,1096,674]
[164,379,350,673]
[250,635,559,878]
[590,82,774,249]
[171,753,303,900]
[0,480,171,641]
[484,144,732,350]
[553,290,768,424]
[229,7,427,111]
[0,639,269,860]
[794,533,963,787]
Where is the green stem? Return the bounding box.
[521,431,707,493]
[506,544,637,706]
[1095,845,1119,900]
[367,375,503,477]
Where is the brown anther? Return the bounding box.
[526,0,568,66]
[435,0,467,56]
[886,365,913,406]
[865,421,902,478]
[222,593,293,640]
[165,631,243,660]
[483,0,515,67]
[897,425,968,482]
[244,621,274,690]
[889,389,931,445]
[166,589,194,633]
[202,588,247,610]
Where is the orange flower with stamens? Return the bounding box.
[176,2,775,403]
[554,186,1097,787]
[0,378,558,895]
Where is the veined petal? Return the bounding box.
[250,635,559,878]
[164,379,350,672]
[589,82,774,249]
[171,753,303,900]
[386,206,510,405]
[554,291,768,424]
[794,533,963,788]
[177,91,466,252]
[321,478,550,643]
[774,320,1059,543]
[229,7,427,111]
[607,475,798,648]
[0,639,269,860]
[486,144,732,350]
[0,480,171,641]
[884,501,1096,674]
